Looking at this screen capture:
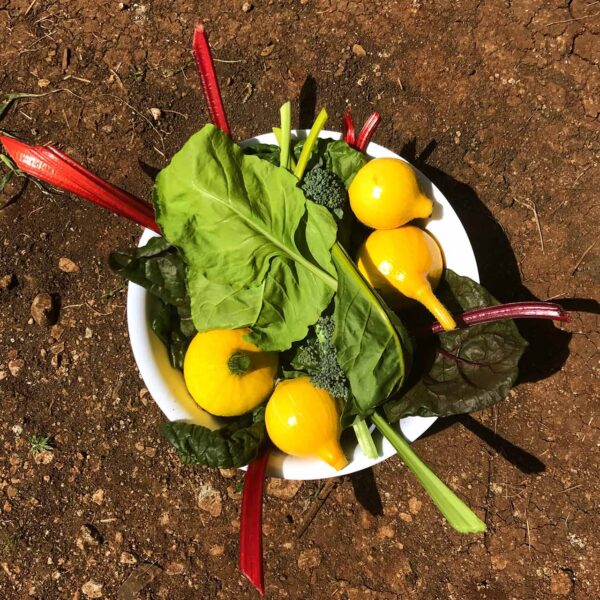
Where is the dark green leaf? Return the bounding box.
[162,406,266,468]
[383,271,528,422]
[148,295,194,369]
[109,237,189,307]
[242,143,280,165]
[324,140,369,188]
[332,244,412,416]
[109,238,196,369]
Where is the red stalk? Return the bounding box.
[342,109,355,146]
[415,302,570,337]
[239,450,270,596]
[355,111,381,152]
[0,136,159,233]
[192,23,231,136]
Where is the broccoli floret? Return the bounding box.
[300,167,347,213]
[294,315,350,402]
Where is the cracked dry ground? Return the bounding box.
[0,1,599,599]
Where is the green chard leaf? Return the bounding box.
[292,138,368,188]
[109,237,189,307]
[383,270,528,423]
[109,238,196,369]
[324,140,369,187]
[332,244,413,416]
[242,142,280,165]
[153,125,338,352]
[162,406,266,468]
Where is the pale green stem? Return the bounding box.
[272,127,296,170]
[371,411,487,534]
[353,416,379,459]
[294,108,328,180]
[278,101,292,171]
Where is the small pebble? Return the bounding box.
[352,43,367,57]
[8,359,24,377]
[92,489,105,505]
[0,274,16,290]
[165,561,185,575]
[81,580,103,598]
[149,107,161,121]
[197,484,222,517]
[80,524,103,546]
[58,257,80,273]
[266,479,302,500]
[408,497,422,514]
[31,293,58,326]
[297,548,321,570]
[119,552,137,564]
[242,1,253,12]
[550,571,573,596]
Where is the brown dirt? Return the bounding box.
[1,1,599,599]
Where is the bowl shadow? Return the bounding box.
[400,138,573,385]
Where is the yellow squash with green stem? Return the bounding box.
[184,328,278,417]
[357,226,457,331]
[348,158,433,229]
[265,377,348,471]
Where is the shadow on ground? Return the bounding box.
[401,138,576,385]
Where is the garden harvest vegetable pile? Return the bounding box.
[0,23,571,596]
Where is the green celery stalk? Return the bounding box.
[278,101,292,171]
[294,108,328,180]
[353,416,379,459]
[272,127,296,170]
[371,411,487,534]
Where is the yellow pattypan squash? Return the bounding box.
[357,226,457,331]
[183,328,278,417]
[265,377,348,470]
[348,157,433,229]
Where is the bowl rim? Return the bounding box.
[126,129,480,480]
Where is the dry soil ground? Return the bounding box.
[0,1,599,599]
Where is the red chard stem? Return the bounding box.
[342,109,355,146]
[239,450,270,596]
[416,302,570,337]
[356,111,381,152]
[0,136,159,233]
[192,23,231,136]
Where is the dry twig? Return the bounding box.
[571,241,596,275]
[296,478,340,538]
[514,197,544,253]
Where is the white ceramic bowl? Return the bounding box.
[127,130,479,480]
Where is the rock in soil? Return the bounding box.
[31,293,58,326]
[58,257,80,273]
[550,571,574,596]
[80,524,103,546]
[266,479,302,500]
[0,274,16,290]
[81,580,103,598]
[33,450,54,465]
[197,484,222,517]
[297,548,321,570]
[8,359,25,377]
[119,551,138,564]
[352,43,367,57]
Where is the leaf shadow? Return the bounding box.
[138,160,161,182]
[299,75,317,130]
[400,138,573,384]
[0,173,29,210]
[420,414,546,474]
[349,467,384,516]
